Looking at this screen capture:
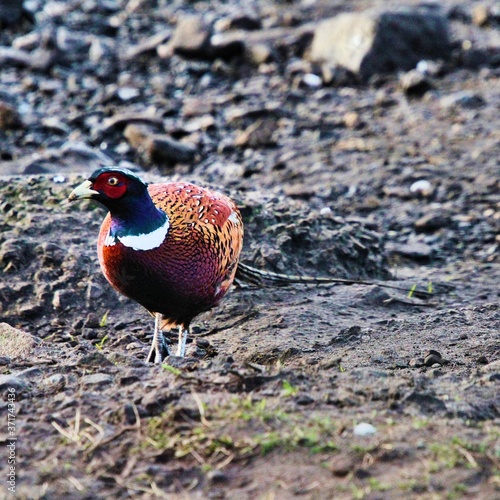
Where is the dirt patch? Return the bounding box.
[0,1,499,499]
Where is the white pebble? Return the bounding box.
[416,60,428,73]
[410,179,433,197]
[353,422,377,437]
[52,175,66,183]
[117,87,140,101]
[303,73,322,88]
[320,207,332,216]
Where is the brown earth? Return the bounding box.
[0,1,499,499]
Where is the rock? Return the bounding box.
[141,389,178,416]
[247,43,272,65]
[0,101,22,130]
[379,444,413,462]
[0,47,56,72]
[321,65,356,86]
[0,323,39,359]
[234,118,278,148]
[416,59,443,76]
[207,469,228,484]
[124,124,197,166]
[476,355,489,365]
[309,10,451,80]
[0,141,114,175]
[182,97,214,117]
[216,15,262,32]
[0,0,25,26]
[424,353,443,367]
[36,242,66,266]
[89,36,117,64]
[296,395,315,406]
[45,374,66,386]
[328,453,358,477]
[117,87,140,101]
[84,313,101,329]
[196,338,210,349]
[0,374,28,392]
[301,73,322,89]
[415,212,451,232]
[169,15,212,58]
[80,373,114,387]
[78,351,114,368]
[410,179,434,198]
[399,70,432,96]
[440,92,486,110]
[472,4,492,27]
[404,391,446,414]
[56,26,90,53]
[17,367,42,380]
[388,242,433,260]
[343,111,361,129]
[353,422,377,436]
[52,289,81,310]
[0,239,32,268]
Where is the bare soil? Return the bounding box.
[0,1,499,499]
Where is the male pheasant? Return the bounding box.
[68,167,243,363]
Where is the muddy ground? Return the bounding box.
[0,1,499,499]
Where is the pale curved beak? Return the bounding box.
[67,180,99,202]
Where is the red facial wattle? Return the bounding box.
[92,172,128,199]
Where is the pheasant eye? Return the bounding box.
[108,177,119,186]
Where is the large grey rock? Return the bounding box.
[309,10,451,80]
[0,323,39,359]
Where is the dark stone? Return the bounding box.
[0,101,22,130]
[0,0,25,26]
[328,453,358,477]
[404,391,446,414]
[399,70,433,96]
[415,212,451,233]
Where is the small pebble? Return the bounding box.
[207,469,228,484]
[117,87,140,101]
[0,374,28,392]
[196,338,210,349]
[46,374,66,386]
[424,354,443,367]
[81,373,114,387]
[343,111,360,129]
[353,422,377,437]
[410,179,433,197]
[399,69,432,96]
[0,356,11,365]
[409,358,424,368]
[302,73,322,88]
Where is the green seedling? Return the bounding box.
[282,380,299,397]
[162,364,182,376]
[99,310,109,327]
[407,283,418,298]
[95,334,108,350]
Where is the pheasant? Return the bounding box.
[68,167,434,363]
[68,167,243,363]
